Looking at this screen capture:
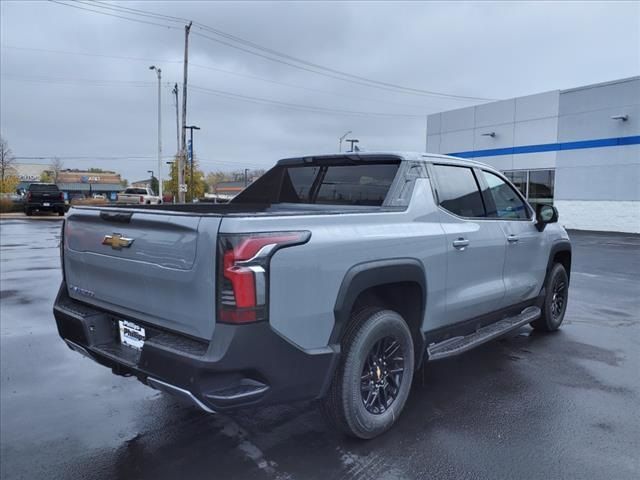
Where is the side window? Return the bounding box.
[480,170,530,220]
[432,165,486,218]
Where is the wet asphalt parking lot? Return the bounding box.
[1,217,639,480]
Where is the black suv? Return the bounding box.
[25,183,66,216]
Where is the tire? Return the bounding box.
[323,308,414,439]
[531,263,569,332]
[25,209,32,217]
[58,210,65,217]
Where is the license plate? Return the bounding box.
[43,202,50,207]
[119,320,145,350]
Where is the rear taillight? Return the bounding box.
[140,196,144,203]
[59,192,64,201]
[217,231,310,324]
[27,192,32,201]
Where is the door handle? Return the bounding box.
[507,234,519,243]
[452,238,470,249]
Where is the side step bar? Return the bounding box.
[427,306,541,361]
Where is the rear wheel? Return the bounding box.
[531,263,569,332]
[58,210,65,217]
[25,208,33,217]
[323,308,414,439]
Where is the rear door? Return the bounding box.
[64,208,221,340]
[477,169,548,306]
[430,164,506,326]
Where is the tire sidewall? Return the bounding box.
[544,264,569,330]
[341,310,414,439]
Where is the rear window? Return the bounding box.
[234,161,400,206]
[28,184,59,192]
[124,188,148,195]
[432,164,486,218]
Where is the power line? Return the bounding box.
[2,73,155,87]
[87,0,492,100]
[1,45,181,64]
[15,155,267,169]
[189,84,424,118]
[49,0,179,30]
[3,72,425,117]
[51,0,493,101]
[1,45,426,109]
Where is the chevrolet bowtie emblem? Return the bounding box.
[102,233,134,250]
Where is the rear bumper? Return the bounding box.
[53,283,338,412]
[25,202,65,212]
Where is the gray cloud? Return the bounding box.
[1,0,638,181]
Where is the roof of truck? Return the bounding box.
[278,151,492,169]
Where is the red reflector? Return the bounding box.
[219,309,257,324]
[226,267,256,308]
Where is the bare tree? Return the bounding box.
[0,136,18,193]
[0,136,16,183]
[50,157,64,183]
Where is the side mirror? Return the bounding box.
[535,204,558,232]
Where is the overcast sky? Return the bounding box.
[1,1,639,181]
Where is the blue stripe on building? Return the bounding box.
[447,135,640,159]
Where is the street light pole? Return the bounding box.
[149,66,163,200]
[339,130,352,152]
[184,125,200,202]
[147,170,155,194]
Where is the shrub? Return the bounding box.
[0,198,22,213]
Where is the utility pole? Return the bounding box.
[179,21,192,203]
[184,125,200,202]
[149,65,163,200]
[173,83,180,154]
[244,168,249,187]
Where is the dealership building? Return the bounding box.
[426,76,639,233]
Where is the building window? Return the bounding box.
[528,170,555,206]
[503,169,555,206]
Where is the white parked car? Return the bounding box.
[116,187,162,205]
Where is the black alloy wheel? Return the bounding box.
[360,336,404,414]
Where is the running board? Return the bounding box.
[427,306,541,361]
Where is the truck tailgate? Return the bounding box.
[63,209,220,340]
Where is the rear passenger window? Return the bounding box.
[433,165,485,218]
[480,170,530,220]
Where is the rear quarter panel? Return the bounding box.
[219,178,447,350]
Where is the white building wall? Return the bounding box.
[425,77,640,233]
[555,78,640,233]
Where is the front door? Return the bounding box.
[477,169,548,306]
[430,164,506,327]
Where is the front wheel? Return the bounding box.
[323,308,414,439]
[531,263,569,332]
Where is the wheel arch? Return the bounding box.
[547,240,572,282]
[331,258,427,365]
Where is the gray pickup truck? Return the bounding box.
[54,152,571,439]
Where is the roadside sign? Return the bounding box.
[179,184,188,193]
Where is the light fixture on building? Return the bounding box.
[610,114,629,121]
[481,132,496,137]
